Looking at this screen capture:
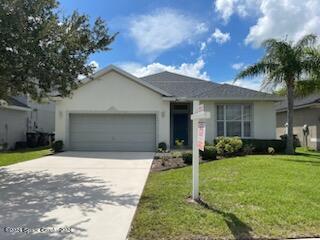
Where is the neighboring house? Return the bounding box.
[0,96,55,149]
[276,94,320,150]
[55,65,281,151]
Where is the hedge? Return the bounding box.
[241,139,286,153]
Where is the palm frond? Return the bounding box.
[295,34,317,49]
[262,38,292,56]
[234,61,276,81]
[295,78,320,97]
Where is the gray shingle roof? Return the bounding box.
[276,93,320,111]
[6,97,30,109]
[141,71,279,100]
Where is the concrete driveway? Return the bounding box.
[0,152,153,240]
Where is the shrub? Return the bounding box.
[172,151,182,158]
[0,142,8,151]
[242,144,255,155]
[158,142,167,152]
[241,139,286,153]
[182,152,192,165]
[15,141,27,150]
[201,146,217,161]
[215,137,243,157]
[52,140,64,153]
[175,139,184,148]
[280,134,301,149]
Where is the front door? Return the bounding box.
[173,113,189,146]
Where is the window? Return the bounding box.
[217,104,252,137]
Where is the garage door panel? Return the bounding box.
[69,114,156,151]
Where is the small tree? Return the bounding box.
[235,34,320,154]
[0,0,117,100]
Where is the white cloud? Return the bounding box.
[89,60,100,71]
[214,0,258,22]
[78,61,100,80]
[245,0,320,47]
[200,42,207,52]
[224,77,263,91]
[209,28,231,44]
[119,58,210,80]
[129,9,208,58]
[214,0,320,47]
[214,0,235,22]
[231,62,245,70]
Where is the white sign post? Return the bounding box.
[190,101,211,200]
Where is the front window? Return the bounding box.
[217,104,252,138]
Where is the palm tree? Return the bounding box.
[235,34,320,154]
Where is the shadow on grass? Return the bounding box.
[0,168,139,240]
[196,198,253,240]
[295,151,320,159]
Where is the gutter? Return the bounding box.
[1,105,31,111]
[162,96,283,102]
[276,102,320,112]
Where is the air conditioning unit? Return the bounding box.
[0,99,8,107]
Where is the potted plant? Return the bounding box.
[175,139,184,149]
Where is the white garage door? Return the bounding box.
[69,114,156,151]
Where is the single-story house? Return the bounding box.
[0,96,55,149]
[54,65,281,151]
[276,94,320,150]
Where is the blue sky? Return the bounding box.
[59,0,320,90]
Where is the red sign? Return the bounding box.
[197,121,206,151]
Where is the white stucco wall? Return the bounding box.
[55,70,170,149]
[28,100,55,133]
[201,100,276,142]
[0,108,28,149]
[253,101,276,139]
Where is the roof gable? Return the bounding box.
[80,65,172,97]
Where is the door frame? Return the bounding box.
[170,102,192,148]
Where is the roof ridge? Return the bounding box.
[141,70,210,82]
[222,83,273,95]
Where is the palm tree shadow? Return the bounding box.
[0,168,139,240]
[197,198,253,240]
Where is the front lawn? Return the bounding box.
[130,148,320,239]
[0,147,51,167]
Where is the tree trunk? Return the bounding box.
[286,81,295,154]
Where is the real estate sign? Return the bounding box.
[197,104,204,113]
[197,121,206,151]
[191,101,211,200]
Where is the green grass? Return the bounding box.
[130,148,320,239]
[0,147,51,167]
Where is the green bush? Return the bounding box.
[158,142,167,151]
[242,144,255,155]
[241,139,286,153]
[280,134,301,149]
[201,146,217,161]
[172,151,182,158]
[182,152,192,165]
[215,137,243,157]
[52,140,63,153]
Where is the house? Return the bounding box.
[276,94,320,150]
[0,96,55,149]
[54,65,281,151]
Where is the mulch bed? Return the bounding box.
[151,152,215,172]
[151,156,187,172]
